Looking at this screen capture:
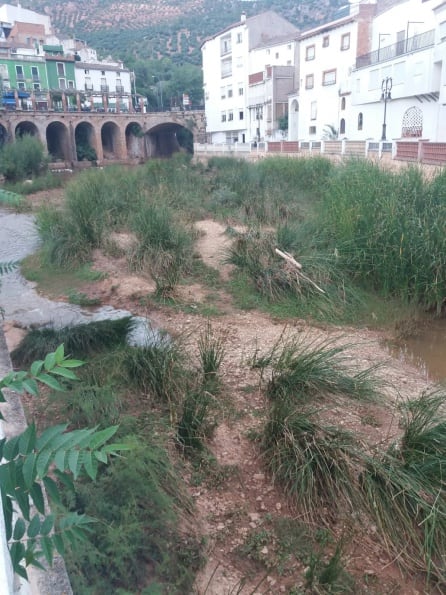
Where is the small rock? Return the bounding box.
[249,513,260,522]
[275,502,282,511]
[217,523,225,531]
[260,546,268,555]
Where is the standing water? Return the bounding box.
[0,208,160,346]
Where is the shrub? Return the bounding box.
[0,135,49,181]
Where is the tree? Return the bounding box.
[0,344,129,582]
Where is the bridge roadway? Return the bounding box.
[0,109,206,165]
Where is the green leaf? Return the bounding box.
[21,378,39,397]
[19,424,37,455]
[22,452,37,489]
[3,435,20,461]
[30,360,44,377]
[94,450,108,464]
[59,359,84,368]
[68,449,80,479]
[14,488,30,521]
[54,448,66,472]
[0,437,5,460]
[29,483,45,515]
[10,541,26,575]
[42,477,61,505]
[41,535,54,565]
[53,533,65,557]
[27,515,41,539]
[88,425,119,450]
[14,564,28,580]
[36,449,55,478]
[40,514,55,536]
[54,344,65,364]
[35,373,64,392]
[44,351,56,372]
[51,366,78,380]
[36,424,67,451]
[82,451,98,480]
[12,518,26,541]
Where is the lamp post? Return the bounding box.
[380,76,392,141]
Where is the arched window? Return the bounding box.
[401,106,423,137]
[340,118,346,134]
[358,112,363,130]
[341,97,346,110]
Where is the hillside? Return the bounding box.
[22,0,347,64]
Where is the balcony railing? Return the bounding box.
[356,30,435,69]
[115,85,125,94]
[100,84,109,92]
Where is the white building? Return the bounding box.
[202,11,299,144]
[289,0,446,143]
[0,2,52,35]
[352,0,445,142]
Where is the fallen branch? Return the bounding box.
[275,248,326,295]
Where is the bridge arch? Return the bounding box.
[125,122,146,160]
[15,121,40,140]
[0,124,7,147]
[46,121,71,162]
[145,122,192,158]
[75,121,98,162]
[101,121,122,160]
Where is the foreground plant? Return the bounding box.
[0,344,129,580]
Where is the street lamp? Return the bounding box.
[380,77,392,141]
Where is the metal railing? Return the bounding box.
[356,30,435,69]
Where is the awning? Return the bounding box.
[2,97,16,105]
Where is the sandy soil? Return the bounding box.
[6,208,437,594]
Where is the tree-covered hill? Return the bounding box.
[23,0,346,65]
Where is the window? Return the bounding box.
[440,20,446,41]
[221,112,226,122]
[221,35,231,56]
[341,97,346,110]
[15,65,24,79]
[322,69,336,86]
[85,77,92,90]
[220,86,226,99]
[238,86,244,96]
[84,69,89,74]
[228,110,233,121]
[309,126,316,134]
[358,113,363,131]
[305,74,314,89]
[31,66,39,78]
[101,71,105,76]
[68,80,75,89]
[57,62,65,76]
[227,86,233,98]
[323,36,329,48]
[33,82,40,91]
[58,78,66,89]
[306,45,315,60]
[236,56,243,68]
[310,101,317,120]
[341,33,350,51]
[221,57,232,78]
[236,32,242,44]
[275,52,279,59]
[239,110,244,120]
[340,118,346,134]
[18,81,26,90]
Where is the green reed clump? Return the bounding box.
[130,202,194,294]
[320,160,446,311]
[65,438,203,594]
[262,399,359,521]
[0,188,27,209]
[253,333,381,403]
[11,316,134,365]
[177,386,217,452]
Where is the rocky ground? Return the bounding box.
[4,190,438,594]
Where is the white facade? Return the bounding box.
[202,11,299,144]
[289,0,446,142]
[0,3,51,34]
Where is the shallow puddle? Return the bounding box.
[385,320,446,382]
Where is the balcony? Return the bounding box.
[100,84,109,92]
[85,84,93,91]
[115,85,125,94]
[356,30,435,69]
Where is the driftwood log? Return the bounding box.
[275,248,326,295]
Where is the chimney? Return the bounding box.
[241,12,246,23]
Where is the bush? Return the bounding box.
[0,135,49,181]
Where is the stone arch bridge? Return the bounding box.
[0,110,206,166]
